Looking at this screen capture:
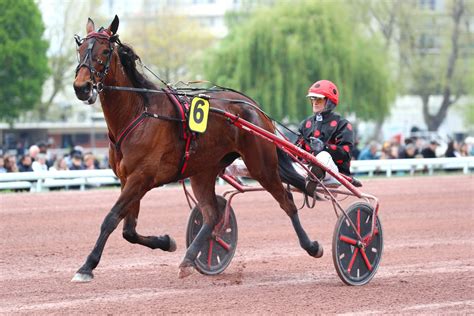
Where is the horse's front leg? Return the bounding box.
[71,177,150,282]
[122,200,177,251]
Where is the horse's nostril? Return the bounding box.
[74,82,92,95]
[74,82,94,102]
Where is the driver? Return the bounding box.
[295,80,354,191]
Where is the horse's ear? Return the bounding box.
[86,18,95,34]
[108,15,119,35]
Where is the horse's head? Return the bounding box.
[73,15,120,104]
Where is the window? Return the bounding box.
[419,0,436,10]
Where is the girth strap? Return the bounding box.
[163,89,195,179]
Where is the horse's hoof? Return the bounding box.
[307,241,324,258]
[71,272,93,283]
[167,235,177,252]
[178,265,195,279]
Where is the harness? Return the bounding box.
[75,30,196,180]
[75,29,115,93]
[74,29,298,181]
[105,90,194,181]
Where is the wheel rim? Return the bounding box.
[332,202,383,286]
[186,196,238,275]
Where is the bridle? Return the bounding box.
[74,29,119,92]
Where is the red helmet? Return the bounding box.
[307,80,339,105]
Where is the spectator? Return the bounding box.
[421,141,439,158]
[37,142,48,154]
[400,137,417,157]
[50,157,69,171]
[358,141,379,160]
[415,138,425,155]
[0,156,6,173]
[389,143,400,159]
[399,143,417,159]
[29,145,40,161]
[380,142,392,159]
[69,153,84,170]
[32,154,48,172]
[71,146,84,157]
[37,142,53,168]
[445,140,460,158]
[83,153,97,170]
[18,155,34,172]
[459,142,470,157]
[4,154,19,173]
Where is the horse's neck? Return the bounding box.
[99,75,146,141]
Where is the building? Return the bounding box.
[101,0,243,38]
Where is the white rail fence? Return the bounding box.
[350,157,474,177]
[0,169,119,192]
[0,157,472,192]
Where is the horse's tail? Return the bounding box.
[277,148,309,195]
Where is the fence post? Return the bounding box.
[35,179,43,192]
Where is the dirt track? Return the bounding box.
[1,175,473,314]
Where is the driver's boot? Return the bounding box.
[304,165,325,197]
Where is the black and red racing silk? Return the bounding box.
[296,111,354,175]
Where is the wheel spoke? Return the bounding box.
[360,248,373,271]
[347,248,359,273]
[362,226,380,246]
[215,236,231,251]
[207,239,214,268]
[339,235,357,245]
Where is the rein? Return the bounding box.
[103,84,300,138]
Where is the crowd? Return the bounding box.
[353,136,472,161]
[0,135,472,174]
[0,143,108,174]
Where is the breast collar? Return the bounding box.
[109,88,193,181]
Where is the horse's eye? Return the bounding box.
[102,49,110,55]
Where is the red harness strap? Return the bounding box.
[165,90,189,140]
[164,90,195,178]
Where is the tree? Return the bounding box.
[35,0,102,121]
[362,0,473,132]
[411,0,473,131]
[0,0,49,123]
[351,0,402,140]
[123,13,214,84]
[204,1,396,123]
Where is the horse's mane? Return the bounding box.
[117,43,157,105]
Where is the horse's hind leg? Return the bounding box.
[243,148,323,258]
[122,200,177,251]
[178,170,220,278]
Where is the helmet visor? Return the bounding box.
[307,92,325,99]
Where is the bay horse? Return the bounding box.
[71,15,322,282]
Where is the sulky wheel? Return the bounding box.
[186,195,238,275]
[332,202,383,286]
